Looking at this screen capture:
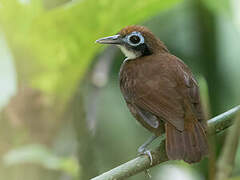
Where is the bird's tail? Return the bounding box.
[165,121,208,163]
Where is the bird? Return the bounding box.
[96,25,208,164]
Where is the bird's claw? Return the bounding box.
[138,148,153,166]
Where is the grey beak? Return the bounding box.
[95,34,122,44]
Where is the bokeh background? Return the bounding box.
[0,0,240,179]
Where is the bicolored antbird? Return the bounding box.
[96,25,208,163]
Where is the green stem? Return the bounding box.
[91,105,240,180]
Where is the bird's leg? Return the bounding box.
[138,134,158,165]
[138,134,158,153]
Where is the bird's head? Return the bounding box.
[96,25,168,60]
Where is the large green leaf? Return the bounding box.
[0,0,183,102]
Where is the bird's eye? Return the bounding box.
[129,35,141,44]
[126,32,144,46]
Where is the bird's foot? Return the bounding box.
[138,147,153,166]
[138,148,153,178]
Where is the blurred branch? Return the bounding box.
[215,111,240,180]
[194,0,230,116]
[69,47,118,179]
[91,105,240,180]
[70,89,98,180]
[87,46,118,134]
[91,46,118,88]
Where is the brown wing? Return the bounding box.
[176,58,205,123]
[132,54,202,131]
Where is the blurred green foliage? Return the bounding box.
[201,0,231,15]
[0,0,240,180]
[3,144,79,178]
[0,0,183,103]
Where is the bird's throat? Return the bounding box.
[119,46,140,60]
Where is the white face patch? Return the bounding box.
[118,45,140,60]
